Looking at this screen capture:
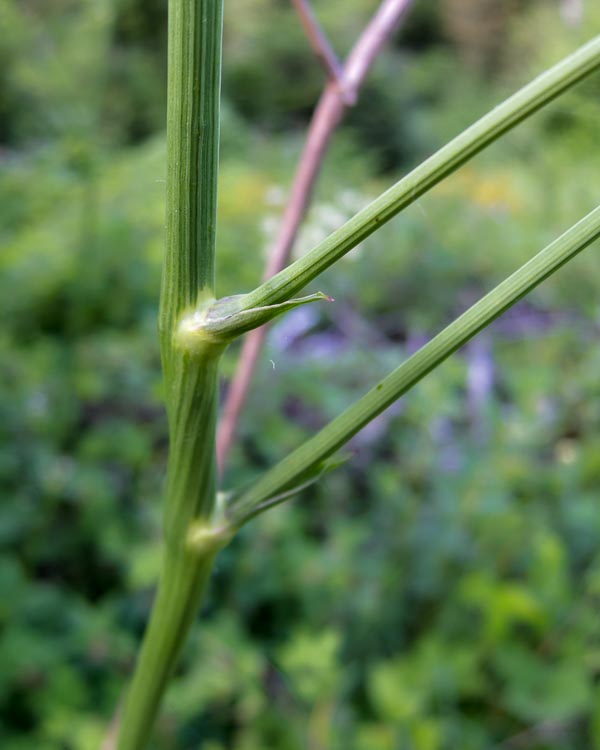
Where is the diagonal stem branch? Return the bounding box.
[239,35,600,312]
[227,205,600,526]
[291,0,350,101]
[217,0,414,472]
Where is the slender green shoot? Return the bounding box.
[117,2,225,749]
[233,35,600,313]
[226,205,600,526]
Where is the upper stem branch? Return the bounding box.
[238,35,600,312]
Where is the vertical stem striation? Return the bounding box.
[117,2,225,748]
[116,549,219,750]
[160,0,224,536]
[160,0,222,342]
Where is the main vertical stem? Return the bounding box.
[160,0,222,338]
[117,2,224,748]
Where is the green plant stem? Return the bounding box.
[159,0,224,530]
[115,548,218,750]
[117,1,224,748]
[236,35,600,313]
[227,205,600,525]
[116,23,600,749]
[163,357,222,540]
[160,0,222,343]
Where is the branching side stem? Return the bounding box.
[227,206,600,525]
[239,36,600,311]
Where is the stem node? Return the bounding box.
[185,520,233,556]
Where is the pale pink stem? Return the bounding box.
[217,0,415,473]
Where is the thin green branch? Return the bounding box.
[226,206,600,526]
[233,35,600,314]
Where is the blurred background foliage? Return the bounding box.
[1,0,600,748]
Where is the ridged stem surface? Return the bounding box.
[117,2,224,748]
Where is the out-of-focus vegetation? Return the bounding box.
[2,1,600,748]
